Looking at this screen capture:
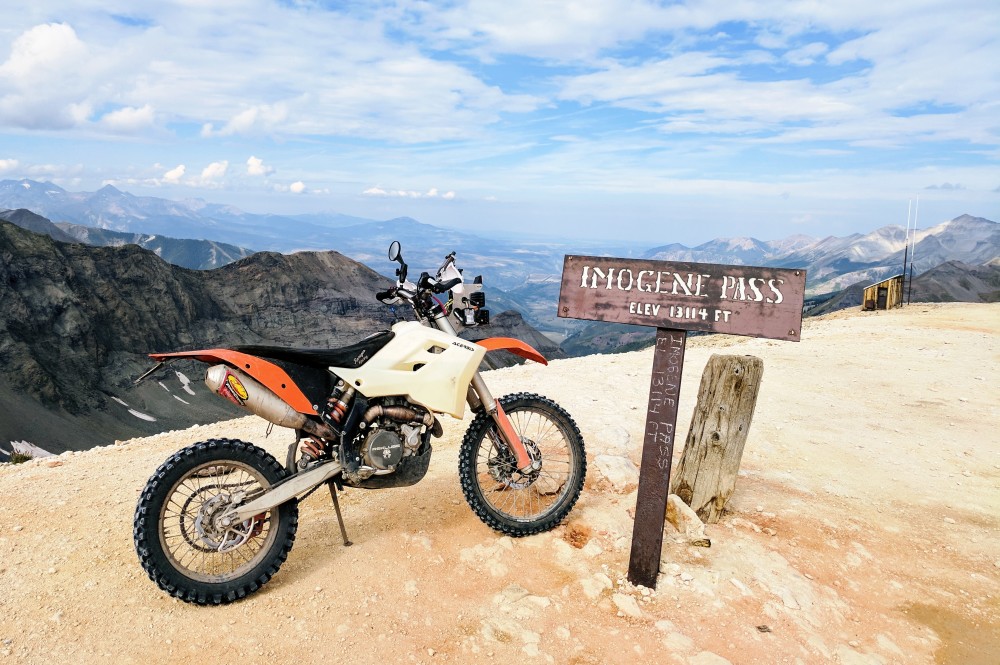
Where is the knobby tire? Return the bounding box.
[133,438,298,605]
[458,393,586,537]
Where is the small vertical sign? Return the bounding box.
[627,328,687,588]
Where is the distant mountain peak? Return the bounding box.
[713,236,767,250]
[1,178,66,194]
[385,216,421,224]
[940,214,994,227]
[0,209,79,243]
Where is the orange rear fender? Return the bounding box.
[149,349,317,415]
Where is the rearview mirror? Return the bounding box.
[388,241,402,262]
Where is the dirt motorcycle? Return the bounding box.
[132,241,586,605]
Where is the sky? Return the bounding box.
[0,0,998,245]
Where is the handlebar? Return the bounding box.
[379,242,466,316]
[417,272,463,294]
[435,277,462,293]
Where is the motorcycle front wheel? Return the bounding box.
[133,438,298,605]
[458,392,586,537]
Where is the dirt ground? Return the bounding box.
[1,302,997,665]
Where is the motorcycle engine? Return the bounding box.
[361,429,404,470]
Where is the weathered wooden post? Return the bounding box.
[671,354,764,523]
[558,256,805,589]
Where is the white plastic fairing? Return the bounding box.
[331,321,485,418]
[439,262,465,296]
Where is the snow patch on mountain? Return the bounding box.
[176,371,196,396]
[0,440,53,459]
[110,396,157,422]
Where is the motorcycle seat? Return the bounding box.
[234,330,395,370]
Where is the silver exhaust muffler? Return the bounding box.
[205,364,334,439]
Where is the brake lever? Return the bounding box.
[375,287,398,303]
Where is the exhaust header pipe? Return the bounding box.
[205,365,334,439]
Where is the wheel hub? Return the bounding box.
[488,438,542,489]
[194,494,258,553]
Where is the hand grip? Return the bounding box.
[434,277,462,293]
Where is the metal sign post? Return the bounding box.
[629,327,686,587]
[558,255,806,589]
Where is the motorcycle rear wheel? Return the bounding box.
[133,438,298,605]
[458,393,586,537]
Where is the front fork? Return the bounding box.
[431,310,535,473]
[468,373,535,472]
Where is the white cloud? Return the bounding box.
[200,160,228,182]
[0,23,98,129]
[362,185,457,199]
[203,104,289,137]
[163,165,185,183]
[100,105,155,133]
[0,23,87,80]
[0,158,19,173]
[421,0,682,61]
[247,155,274,176]
[289,181,306,194]
[783,42,829,66]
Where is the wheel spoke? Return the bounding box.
[465,398,583,527]
[156,459,280,582]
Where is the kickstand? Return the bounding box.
[326,481,352,546]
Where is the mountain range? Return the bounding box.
[0,208,253,270]
[0,179,368,253]
[0,179,643,292]
[805,258,1000,316]
[3,178,997,301]
[646,214,1000,295]
[1,178,997,349]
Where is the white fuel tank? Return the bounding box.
[331,321,486,418]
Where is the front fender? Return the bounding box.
[474,337,548,365]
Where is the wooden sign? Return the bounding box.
[558,256,806,341]
[558,255,806,589]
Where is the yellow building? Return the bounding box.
[862,274,905,310]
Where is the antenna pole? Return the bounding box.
[908,197,918,305]
[901,200,911,306]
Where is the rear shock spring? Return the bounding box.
[324,382,356,427]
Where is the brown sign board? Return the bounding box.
[558,256,807,342]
